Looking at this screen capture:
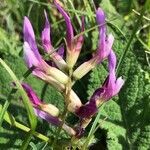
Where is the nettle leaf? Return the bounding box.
[88,38,150,149]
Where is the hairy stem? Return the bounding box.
[52,69,73,148]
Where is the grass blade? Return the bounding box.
[0,58,37,149]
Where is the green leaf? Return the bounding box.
[0,58,37,130]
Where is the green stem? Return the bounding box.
[20,66,35,82]
[0,99,10,127]
[0,59,37,149]
[52,69,73,148]
[0,66,34,128]
[52,108,68,148]
[16,123,50,142]
[52,96,69,147]
[0,88,16,127]
[1,105,50,142]
[82,106,102,150]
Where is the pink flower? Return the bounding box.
[22,83,76,135]
[54,0,84,68]
[76,50,124,119]
[73,8,114,80]
[23,16,69,84]
[22,83,60,125]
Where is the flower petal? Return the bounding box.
[95,8,113,63]
[23,17,35,43]
[23,42,39,68]
[54,0,74,48]
[75,16,84,52]
[23,17,41,60]
[22,83,41,106]
[114,77,124,95]
[96,8,106,52]
[47,46,67,70]
[57,46,64,58]
[106,34,114,54]
[90,87,105,102]
[108,50,116,73]
[41,11,52,52]
[98,34,114,62]
[34,108,61,126]
[76,100,97,118]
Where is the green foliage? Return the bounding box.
[0,27,21,57]
[0,0,150,149]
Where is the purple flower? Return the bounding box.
[41,11,67,70]
[94,8,114,62]
[91,50,124,103]
[22,83,41,106]
[46,46,65,68]
[54,0,84,68]
[22,83,76,135]
[41,11,52,52]
[21,83,61,126]
[34,108,61,126]
[76,50,124,119]
[73,8,114,80]
[22,83,59,117]
[76,100,97,119]
[23,16,82,112]
[23,17,42,68]
[23,16,69,84]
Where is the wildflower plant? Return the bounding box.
[0,0,150,149]
[21,0,124,145]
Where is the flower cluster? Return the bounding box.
[22,0,124,137]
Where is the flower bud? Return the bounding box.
[46,67,69,84]
[73,58,97,80]
[39,103,59,117]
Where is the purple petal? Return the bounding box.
[99,34,114,62]
[32,70,47,80]
[23,17,41,60]
[22,83,41,106]
[114,77,124,95]
[54,0,74,48]
[105,50,117,92]
[90,74,124,102]
[57,46,64,58]
[45,46,64,68]
[90,88,105,102]
[81,16,85,32]
[34,108,61,126]
[76,100,97,119]
[23,42,40,68]
[23,17,35,44]
[41,11,52,52]
[75,17,84,52]
[96,8,106,50]
[106,34,114,54]
[95,8,114,63]
[108,50,116,73]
